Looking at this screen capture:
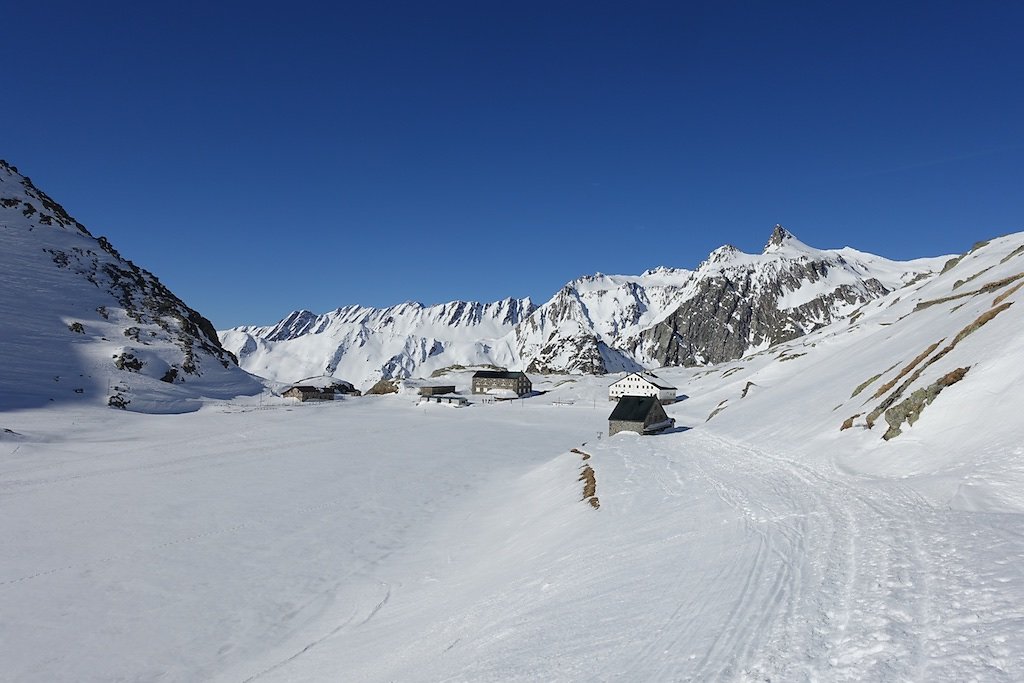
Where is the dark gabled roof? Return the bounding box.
[608,395,660,422]
[285,385,320,392]
[637,372,676,391]
[472,370,528,379]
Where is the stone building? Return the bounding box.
[282,385,336,401]
[608,395,675,436]
[471,370,532,396]
[425,394,469,406]
[608,372,677,404]
[419,385,457,397]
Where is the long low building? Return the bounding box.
[608,371,677,404]
[471,370,532,396]
[419,385,457,396]
[282,385,337,401]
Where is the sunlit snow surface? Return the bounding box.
[4,381,1024,678]
[5,235,1024,681]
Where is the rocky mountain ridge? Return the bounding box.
[220,225,947,389]
[0,160,261,412]
[633,226,937,366]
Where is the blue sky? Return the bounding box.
[5,1,1023,328]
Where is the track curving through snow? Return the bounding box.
[615,429,1024,682]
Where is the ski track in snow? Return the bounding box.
[3,396,1024,681]
[614,430,1024,681]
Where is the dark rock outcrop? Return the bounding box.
[636,227,894,367]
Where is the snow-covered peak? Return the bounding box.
[220,225,951,385]
[635,228,950,367]
[0,160,91,235]
[706,244,741,265]
[220,295,536,388]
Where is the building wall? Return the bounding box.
[432,396,468,405]
[420,385,456,396]
[645,402,670,426]
[472,377,531,395]
[609,377,658,400]
[284,389,334,401]
[608,376,676,403]
[609,419,644,436]
[609,402,670,436]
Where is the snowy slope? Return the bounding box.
[511,267,694,374]
[674,231,1024,505]
[3,233,1024,681]
[220,298,535,389]
[0,160,262,412]
[222,227,945,388]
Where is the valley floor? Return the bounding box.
[2,387,1023,681]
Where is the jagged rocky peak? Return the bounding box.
[765,224,795,249]
[762,225,818,255]
[220,220,949,385]
[634,227,948,369]
[706,244,740,264]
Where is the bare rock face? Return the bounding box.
[636,226,897,367]
[365,378,400,395]
[525,326,609,375]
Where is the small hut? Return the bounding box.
[608,395,675,436]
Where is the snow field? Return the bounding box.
[3,374,1024,681]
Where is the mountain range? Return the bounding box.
[0,159,1004,413]
[220,226,946,389]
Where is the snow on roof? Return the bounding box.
[610,371,677,391]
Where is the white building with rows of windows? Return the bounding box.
[608,371,678,404]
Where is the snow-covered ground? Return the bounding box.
[3,361,1023,680]
[4,160,1024,679]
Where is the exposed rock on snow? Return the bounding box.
[0,160,262,411]
[365,378,400,394]
[635,225,939,367]
[882,366,970,440]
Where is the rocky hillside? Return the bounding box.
[221,227,946,389]
[0,160,262,412]
[674,231,1024,457]
[633,226,943,366]
[513,267,693,374]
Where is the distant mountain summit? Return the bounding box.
[764,223,796,250]
[635,224,945,366]
[0,160,261,411]
[221,225,947,388]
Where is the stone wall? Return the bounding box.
[609,420,643,436]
